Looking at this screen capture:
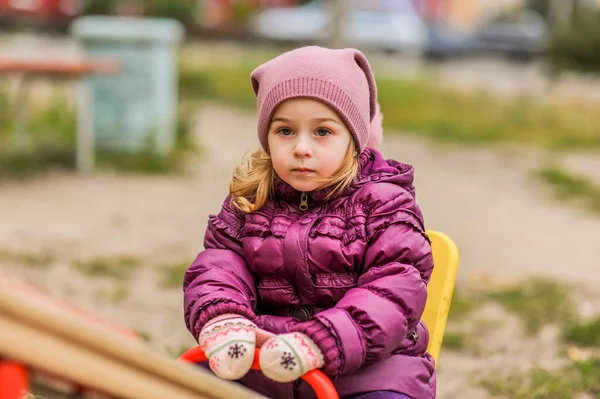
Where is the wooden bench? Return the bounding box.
[0,59,121,173]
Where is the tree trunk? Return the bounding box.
[325,0,348,48]
[549,0,575,32]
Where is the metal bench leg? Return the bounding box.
[13,73,33,152]
[76,80,95,174]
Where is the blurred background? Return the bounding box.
[1,1,600,398]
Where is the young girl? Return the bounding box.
[183,46,435,399]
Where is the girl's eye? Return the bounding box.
[315,128,331,137]
[277,128,294,136]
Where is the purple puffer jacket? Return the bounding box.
[184,148,435,399]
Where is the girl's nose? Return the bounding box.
[293,136,313,158]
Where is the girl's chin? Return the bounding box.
[285,178,323,193]
[289,183,321,193]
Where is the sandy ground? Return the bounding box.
[1,103,600,398]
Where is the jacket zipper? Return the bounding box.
[299,192,308,211]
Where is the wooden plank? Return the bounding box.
[0,59,121,76]
[0,277,266,399]
[0,275,137,339]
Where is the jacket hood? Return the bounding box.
[355,147,416,198]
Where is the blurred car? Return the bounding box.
[472,9,549,60]
[249,0,428,54]
[423,22,476,60]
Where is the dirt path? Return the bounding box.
[2,102,600,398]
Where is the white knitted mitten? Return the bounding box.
[259,332,324,383]
[198,314,256,380]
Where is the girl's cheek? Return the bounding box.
[271,154,286,172]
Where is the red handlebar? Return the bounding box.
[179,346,339,399]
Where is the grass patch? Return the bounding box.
[0,86,76,179]
[135,330,152,343]
[442,331,468,351]
[0,248,55,268]
[74,256,140,280]
[159,261,189,288]
[564,317,600,348]
[447,290,480,322]
[95,286,130,304]
[485,278,575,334]
[0,147,75,180]
[460,277,600,397]
[481,357,600,399]
[96,148,183,174]
[0,87,77,180]
[377,78,600,150]
[448,279,598,350]
[178,62,600,150]
[536,165,600,214]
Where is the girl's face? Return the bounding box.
[268,98,352,193]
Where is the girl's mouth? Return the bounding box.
[292,167,315,175]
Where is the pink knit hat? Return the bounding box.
[250,46,380,153]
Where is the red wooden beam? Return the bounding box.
[0,59,121,76]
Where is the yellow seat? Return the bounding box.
[422,230,460,367]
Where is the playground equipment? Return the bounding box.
[0,274,264,399]
[0,230,459,398]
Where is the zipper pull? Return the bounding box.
[299,192,309,211]
[410,330,420,342]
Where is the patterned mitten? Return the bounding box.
[198,314,256,380]
[259,332,324,383]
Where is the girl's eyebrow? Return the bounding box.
[271,117,341,125]
[314,117,342,125]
